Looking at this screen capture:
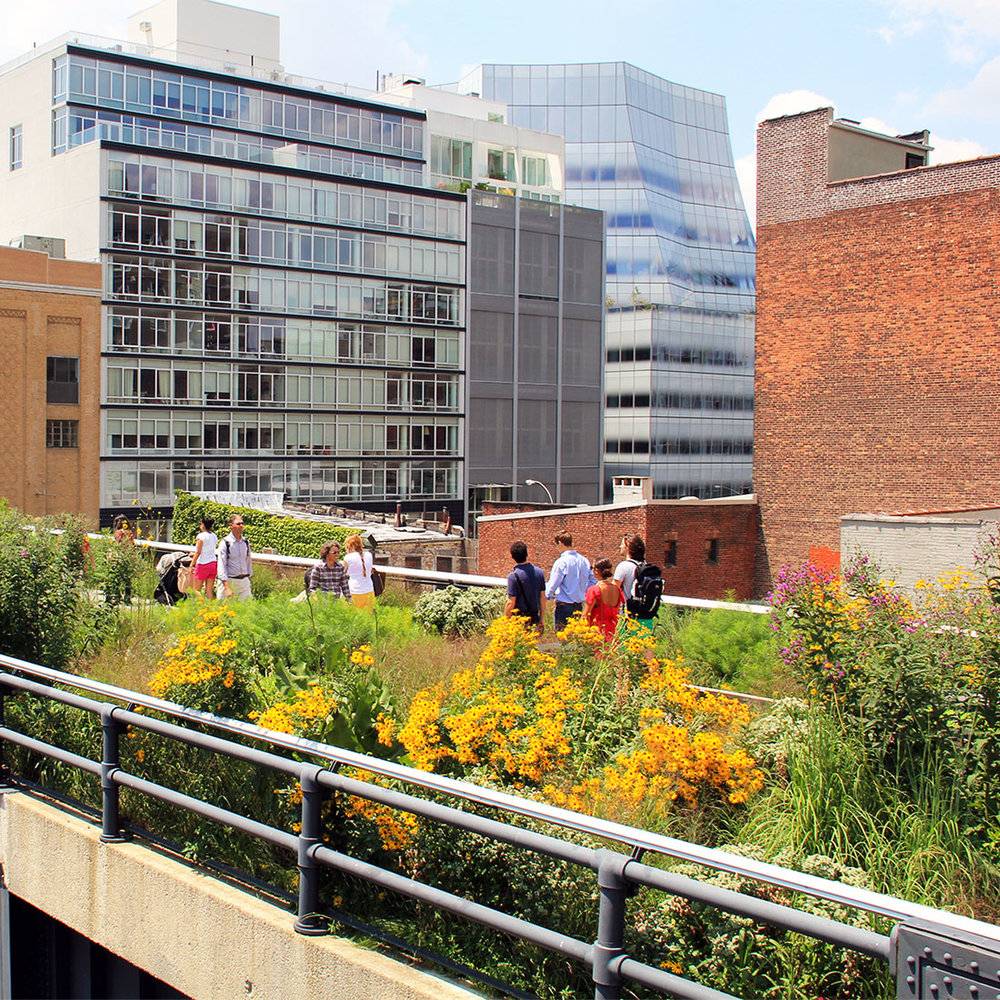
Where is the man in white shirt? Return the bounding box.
[546,532,596,633]
[217,513,253,600]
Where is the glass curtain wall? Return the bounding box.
[472,62,755,499]
[53,48,466,513]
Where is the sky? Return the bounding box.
[3,0,999,222]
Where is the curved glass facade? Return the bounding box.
[470,63,755,499]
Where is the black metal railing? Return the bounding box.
[2,653,999,1000]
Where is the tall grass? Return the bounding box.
[738,711,993,915]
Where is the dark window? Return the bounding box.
[46,356,79,404]
[46,419,78,448]
[706,538,719,565]
[665,541,677,567]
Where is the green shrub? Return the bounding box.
[0,502,83,667]
[172,491,351,557]
[412,585,505,636]
[667,606,780,695]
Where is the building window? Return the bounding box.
[664,540,677,567]
[46,419,78,448]
[9,125,22,170]
[46,356,80,404]
[705,538,719,565]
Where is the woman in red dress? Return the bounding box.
[585,558,624,641]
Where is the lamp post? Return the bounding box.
[524,479,554,504]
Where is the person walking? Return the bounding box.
[545,532,596,633]
[309,540,350,600]
[585,558,624,642]
[192,514,219,600]
[614,534,645,601]
[216,513,252,600]
[342,534,375,610]
[504,540,546,634]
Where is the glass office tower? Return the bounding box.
[464,63,755,499]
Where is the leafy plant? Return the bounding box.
[412,585,505,636]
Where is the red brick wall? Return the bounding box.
[478,501,757,599]
[755,112,1000,583]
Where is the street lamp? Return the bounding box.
[524,479,554,504]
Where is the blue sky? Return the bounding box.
[4,0,998,220]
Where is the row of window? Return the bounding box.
[107,310,462,368]
[105,412,459,456]
[606,345,750,368]
[606,438,754,456]
[104,459,459,507]
[105,363,461,411]
[428,135,554,189]
[107,256,462,324]
[108,205,463,282]
[605,391,754,412]
[55,55,423,157]
[106,154,462,239]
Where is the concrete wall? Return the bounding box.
[0,791,479,1000]
[477,497,757,599]
[840,513,1000,592]
[755,106,1000,584]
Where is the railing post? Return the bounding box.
[0,685,8,786]
[593,850,628,1000]
[99,705,127,843]
[294,764,327,935]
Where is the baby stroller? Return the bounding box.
[154,550,192,606]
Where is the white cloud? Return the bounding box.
[883,0,1000,62]
[927,133,990,162]
[0,1,127,63]
[755,90,836,124]
[734,152,756,231]
[925,54,1000,120]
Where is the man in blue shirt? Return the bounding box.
[505,540,546,634]
[546,532,596,633]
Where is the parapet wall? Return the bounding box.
[0,791,478,1000]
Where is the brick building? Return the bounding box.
[755,107,1000,585]
[0,243,101,523]
[477,490,757,600]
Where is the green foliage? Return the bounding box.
[0,502,83,667]
[412,585,505,636]
[632,843,890,999]
[171,491,351,557]
[663,605,781,695]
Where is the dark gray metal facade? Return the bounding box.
[466,191,604,525]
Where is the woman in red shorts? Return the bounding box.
[192,515,219,599]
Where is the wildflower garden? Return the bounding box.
[3,495,1000,998]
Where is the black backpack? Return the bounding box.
[626,561,664,618]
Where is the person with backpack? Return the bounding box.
[505,540,546,634]
[307,540,350,601]
[614,534,664,626]
[216,513,252,600]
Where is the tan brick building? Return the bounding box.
[754,107,1000,585]
[477,494,757,600]
[0,244,101,523]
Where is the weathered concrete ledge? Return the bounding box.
[0,791,480,1000]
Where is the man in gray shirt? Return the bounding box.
[217,513,253,600]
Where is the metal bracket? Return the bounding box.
[895,919,1000,999]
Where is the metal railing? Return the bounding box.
[2,653,999,999]
[129,535,771,610]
